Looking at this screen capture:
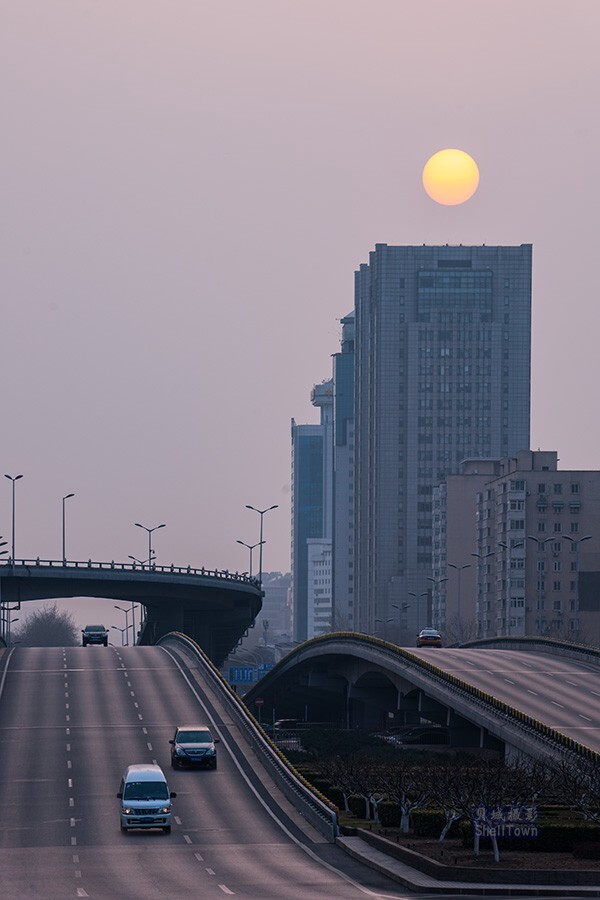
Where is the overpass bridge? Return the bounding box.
[244,634,600,763]
[0,558,262,664]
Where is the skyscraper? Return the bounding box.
[353,244,532,641]
[290,380,333,641]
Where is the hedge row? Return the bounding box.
[460,821,600,852]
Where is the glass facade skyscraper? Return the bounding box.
[353,244,532,640]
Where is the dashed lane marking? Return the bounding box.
[183,834,192,844]
[218,886,235,895]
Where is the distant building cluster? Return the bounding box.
[290,243,600,645]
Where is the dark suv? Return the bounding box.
[82,624,108,646]
[169,725,220,769]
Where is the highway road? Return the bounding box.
[411,647,600,751]
[0,645,422,900]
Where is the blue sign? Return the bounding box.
[229,666,256,683]
[258,663,275,677]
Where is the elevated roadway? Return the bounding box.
[0,558,262,664]
[244,635,600,761]
[0,643,407,900]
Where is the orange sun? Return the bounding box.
[422,148,480,206]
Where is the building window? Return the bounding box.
[553,580,561,591]
[538,483,546,494]
[571,483,580,494]
[570,522,579,533]
[554,483,563,494]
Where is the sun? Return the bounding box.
[422,148,480,206]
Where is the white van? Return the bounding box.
[117,764,176,833]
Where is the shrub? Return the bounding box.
[378,801,402,827]
[461,821,600,852]
[411,809,462,838]
[347,794,368,819]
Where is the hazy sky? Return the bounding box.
[3,1,600,609]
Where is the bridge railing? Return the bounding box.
[0,558,260,586]
[159,632,339,841]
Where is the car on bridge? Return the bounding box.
[416,628,442,648]
[117,764,176,833]
[82,624,108,646]
[169,725,220,769]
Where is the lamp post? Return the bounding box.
[498,540,524,636]
[128,553,155,569]
[427,576,448,634]
[447,563,471,644]
[134,523,165,569]
[561,534,592,640]
[408,591,429,630]
[245,505,278,585]
[111,625,128,647]
[527,536,553,633]
[114,605,131,646]
[375,617,394,642]
[471,551,494,637]
[236,540,265,579]
[392,603,410,645]
[62,493,75,564]
[4,474,23,563]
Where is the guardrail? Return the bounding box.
[253,632,600,765]
[158,632,339,841]
[0,558,259,586]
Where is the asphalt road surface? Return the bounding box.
[411,647,600,751]
[0,645,429,900]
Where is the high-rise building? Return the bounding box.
[433,450,600,642]
[332,312,355,632]
[353,244,532,641]
[290,380,333,641]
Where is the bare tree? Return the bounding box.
[14,603,79,647]
[550,755,600,825]
[377,760,431,833]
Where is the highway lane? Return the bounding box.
[0,646,418,900]
[410,647,600,751]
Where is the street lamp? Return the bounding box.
[134,523,165,569]
[62,493,75,564]
[560,534,592,639]
[245,505,279,584]
[527,536,553,633]
[128,553,155,568]
[447,563,471,644]
[427,576,448,633]
[407,591,429,629]
[471,552,493,636]
[114,605,131,646]
[4,474,23,562]
[111,624,128,647]
[374,617,394,641]
[498,541,524,636]
[236,540,265,579]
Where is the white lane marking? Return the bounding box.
[591,690,600,697]
[73,855,79,863]
[66,715,70,722]
[504,679,515,684]
[147,742,153,751]
[71,837,77,846]
[75,870,82,878]
[218,886,234,895]
[66,728,70,736]
[65,692,69,698]
[174,816,182,825]
[580,714,592,721]
[127,681,132,687]
[130,691,135,697]
[67,760,72,770]
[68,779,73,788]
[134,702,139,708]
[70,818,76,827]
[194,852,204,862]
[566,680,579,687]
[183,834,192,844]
[67,744,71,752]
[152,758,157,765]
[527,690,538,695]
[551,701,564,708]
[65,703,69,709]
[160,645,395,900]
[76,889,88,897]
[142,727,148,735]
[69,798,74,807]
[138,714,143,720]
[206,868,215,875]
